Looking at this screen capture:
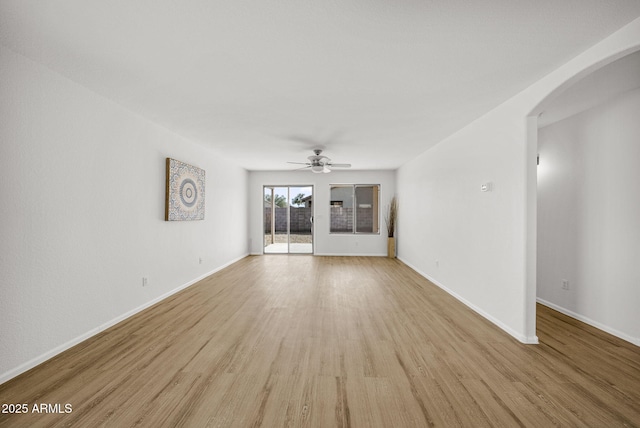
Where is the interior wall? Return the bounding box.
[248,170,395,256]
[396,109,530,341]
[537,88,640,345]
[397,17,640,344]
[0,46,249,383]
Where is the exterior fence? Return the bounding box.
[264,207,375,233]
[264,207,312,234]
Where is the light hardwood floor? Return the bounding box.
[1,256,639,427]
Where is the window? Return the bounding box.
[330,185,379,234]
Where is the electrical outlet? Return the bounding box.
[142,277,148,287]
[199,257,203,264]
[562,279,569,290]
[435,260,439,268]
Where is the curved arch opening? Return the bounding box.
[525,45,640,345]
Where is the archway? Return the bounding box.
[524,45,640,343]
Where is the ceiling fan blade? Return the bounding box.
[291,165,312,171]
[289,150,351,173]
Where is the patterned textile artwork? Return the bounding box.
[165,158,205,221]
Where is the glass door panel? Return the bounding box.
[289,186,313,254]
[263,186,313,254]
[264,187,289,254]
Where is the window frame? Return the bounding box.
[329,184,380,235]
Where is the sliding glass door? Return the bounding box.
[263,186,313,254]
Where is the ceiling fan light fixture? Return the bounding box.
[288,149,350,173]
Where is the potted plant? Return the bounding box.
[385,196,398,258]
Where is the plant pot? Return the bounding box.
[387,237,396,258]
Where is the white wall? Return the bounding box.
[397,17,640,343]
[397,108,530,341]
[249,170,395,256]
[0,46,249,382]
[537,88,640,345]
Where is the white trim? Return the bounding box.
[399,257,539,344]
[537,298,639,347]
[254,252,387,257]
[0,254,249,385]
[255,252,388,257]
[314,253,387,257]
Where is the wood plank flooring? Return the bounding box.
[1,256,639,427]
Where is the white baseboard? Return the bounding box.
[0,254,249,385]
[254,252,387,257]
[536,298,639,346]
[398,257,539,345]
[314,253,387,257]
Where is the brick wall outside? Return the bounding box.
[329,207,352,232]
[264,207,312,233]
[264,206,375,233]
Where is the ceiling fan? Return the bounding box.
[287,149,351,173]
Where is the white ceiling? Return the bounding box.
[2,1,640,170]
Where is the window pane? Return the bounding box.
[330,184,380,234]
[355,185,379,233]
[330,186,353,233]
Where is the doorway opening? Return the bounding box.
[533,51,640,344]
[263,186,314,254]
[525,45,640,345]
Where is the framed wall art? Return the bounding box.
[165,158,205,221]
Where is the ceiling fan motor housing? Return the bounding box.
[288,149,350,173]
